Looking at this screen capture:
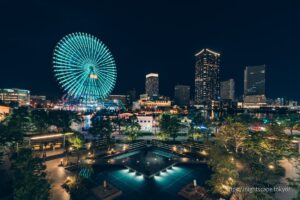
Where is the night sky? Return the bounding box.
[1,1,300,100]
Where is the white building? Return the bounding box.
[137,115,158,133]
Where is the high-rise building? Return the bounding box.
[243,65,266,106]
[127,88,137,106]
[244,65,266,96]
[145,73,159,97]
[221,79,235,100]
[174,85,190,106]
[194,48,220,104]
[0,88,30,106]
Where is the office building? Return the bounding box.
[145,73,159,97]
[195,48,220,104]
[243,65,266,106]
[174,85,190,106]
[30,95,47,108]
[0,88,30,106]
[244,65,266,96]
[127,88,137,105]
[220,79,235,100]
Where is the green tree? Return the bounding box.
[7,107,33,134]
[112,115,122,134]
[12,148,50,200]
[67,134,84,164]
[277,114,300,135]
[89,116,113,148]
[159,114,181,141]
[124,115,141,141]
[208,119,298,199]
[217,120,248,153]
[31,109,49,133]
[188,125,203,141]
[233,114,257,125]
[48,110,81,132]
[207,146,238,196]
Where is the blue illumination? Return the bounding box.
[96,164,211,200]
[263,119,269,124]
[53,32,117,104]
[197,124,208,130]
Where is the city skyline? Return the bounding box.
[1,1,300,100]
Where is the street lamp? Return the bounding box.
[268,164,275,170]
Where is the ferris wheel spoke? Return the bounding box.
[94,41,107,61]
[66,72,90,97]
[95,48,111,65]
[66,35,85,63]
[55,41,82,60]
[76,34,90,62]
[95,68,116,83]
[97,57,115,68]
[56,67,86,82]
[58,72,86,90]
[90,36,100,65]
[56,41,84,65]
[72,33,90,61]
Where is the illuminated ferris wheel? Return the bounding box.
[53,32,116,104]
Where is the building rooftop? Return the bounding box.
[146,73,159,78]
[195,48,220,57]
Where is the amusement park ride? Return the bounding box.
[53,32,123,128]
[53,32,124,111]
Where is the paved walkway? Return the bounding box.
[275,159,299,200]
[46,158,71,200]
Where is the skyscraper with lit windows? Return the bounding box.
[194,48,220,104]
[243,65,266,105]
[244,65,266,96]
[145,73,159,97]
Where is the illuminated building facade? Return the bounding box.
[108,95,128,106]
[174,85,190,106]
[220,79,235,100]
[145,73,159,97]
[137,115,157,132]
[30,95,47,108]
[243,65,266,106]
[194,49,220,104]
[0,88,30,106]
[138,95,171,109]
[244,65,266,96]
[0,105,10,121]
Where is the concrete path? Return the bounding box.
[46,158,71,200]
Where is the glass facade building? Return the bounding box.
[174,85,190,106]
[145,73,159,97]
[220,79,235,100]
[194,49,220,103]
[244,65,266,96]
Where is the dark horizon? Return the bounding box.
[1,1,300,100]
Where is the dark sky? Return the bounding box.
[1,0,300,100]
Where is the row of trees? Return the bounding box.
[12,149,50,200]
[207,118,298,199]
[88,113,141,145]
[2,107,81,134]
[0,107,55,199]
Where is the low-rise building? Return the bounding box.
[0,105,10,121]
[0,88,30,106]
